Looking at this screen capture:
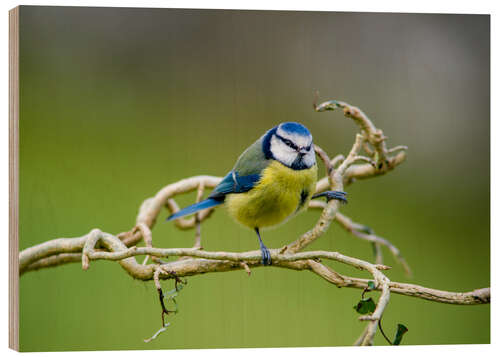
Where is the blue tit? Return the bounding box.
[168,122,347,265]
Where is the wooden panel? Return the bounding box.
[9,5,19,352]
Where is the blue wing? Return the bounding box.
[208,171,261,199]
[167,171,261,221]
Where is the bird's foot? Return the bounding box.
[312,190,348,204]
[255,227,272,266]
[260,244,272,266]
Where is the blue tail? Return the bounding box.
[167,198,223,221]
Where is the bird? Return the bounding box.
[167,122,347,265]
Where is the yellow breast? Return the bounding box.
[225,160,318,229]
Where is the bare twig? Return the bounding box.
[315,99,390,169]
[193,182,205,250]
[309,202,412,276]
[240,262,252,276]
[359,280,391,345]
[19,228,489,305]
[18,99,488,347]
[330,154,345,169]
[134,223,157,265]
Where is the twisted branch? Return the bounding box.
[18,99,489,347]
[20,227,489,305]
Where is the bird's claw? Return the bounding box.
[326,190,348,204]
[260,245,272,266]
[312,190,348,204]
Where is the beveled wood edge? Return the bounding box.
[9,5,20,352]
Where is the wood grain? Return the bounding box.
[9,5,19,352]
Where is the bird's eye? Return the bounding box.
[276,134,298,150]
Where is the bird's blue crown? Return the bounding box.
[279,122,311,137]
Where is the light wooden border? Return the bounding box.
[9,5,20,352]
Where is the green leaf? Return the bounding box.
[354,297,376,314]
[367,281,376,290]
[392,324,408,345]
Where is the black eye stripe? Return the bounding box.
[275,134,299,150]
[275,134,313,152]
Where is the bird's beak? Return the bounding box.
[298,148,308,155]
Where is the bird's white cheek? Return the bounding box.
[270,138,296,166]
[303,150,316,167]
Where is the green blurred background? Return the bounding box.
[18,6,490,351]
